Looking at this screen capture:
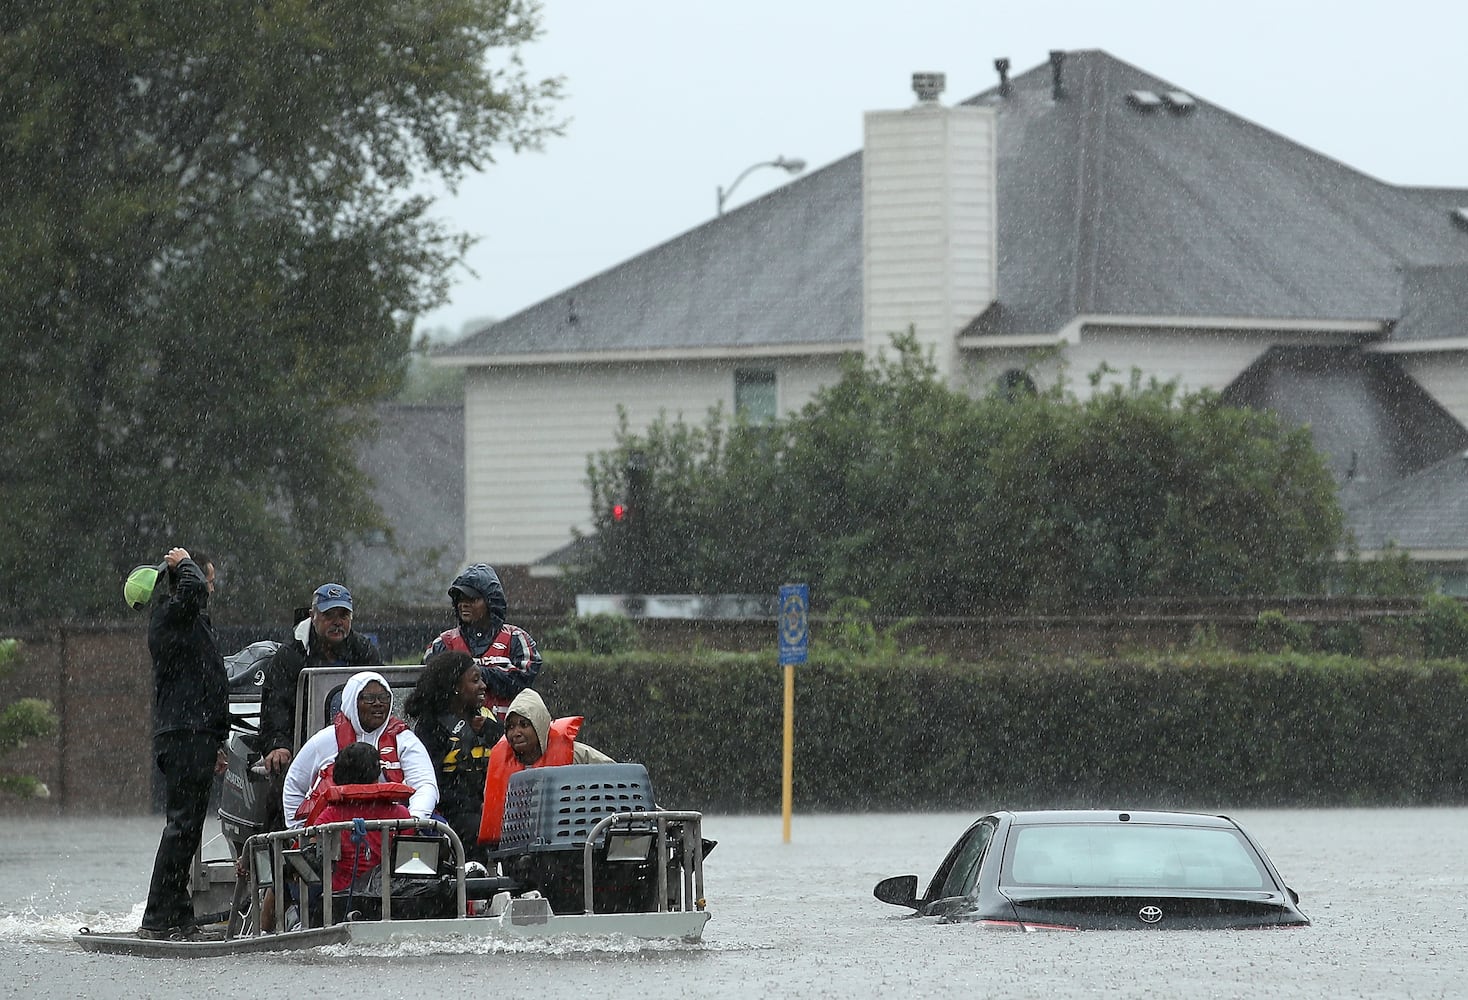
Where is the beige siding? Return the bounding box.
[464,322,1401,567]
[464,355,846,565]
[863,103,996,377]
[963,327,1352,400]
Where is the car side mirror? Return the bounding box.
[873,874,920,909]
[1288,886,1300,905]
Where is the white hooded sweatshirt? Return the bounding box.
[281,670,439,827]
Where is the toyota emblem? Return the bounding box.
[1138,905,1163,924]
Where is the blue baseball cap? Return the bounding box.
[312,583,353,613]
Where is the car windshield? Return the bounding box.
[1004,823,1270,890]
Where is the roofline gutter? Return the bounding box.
[959,314,1386,349]
[430,341,858,368]
[1364,337,1468,355]
[438,315,1394,367]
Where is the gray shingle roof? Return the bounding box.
[438,49,1468,360]
[965,52,1468,335]
[1222,346,1468,487]
[349,403,464,599]
[438,155,862,358]
[1392,265,1468,342]
[1346,452,1468,552]
[1221,346,1468,553]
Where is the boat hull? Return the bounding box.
[71,900,709,958]
[72,925,348,958]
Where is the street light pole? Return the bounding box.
[716,155,807,216]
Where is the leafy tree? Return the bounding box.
[576,407,732,593]
[0,1,561,622]
[1415,593,1468,659]
[576,336,1345,611]
[988,368,1343,603]
[397,332,468,404]
[771,344,1008,608]
[0,639,58,799]
[1331,539,1428,597]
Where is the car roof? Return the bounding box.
[995,810,1238,830]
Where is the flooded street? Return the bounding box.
[3,807,1466,998]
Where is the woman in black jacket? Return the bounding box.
[405,650,495,862]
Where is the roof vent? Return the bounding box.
[1162,90,1197,114]
[1049,50,1066,100]
[1126,90,1163,111]
[1451,207,1468,231]
[912,72,945,103]
[994,57,1011,97]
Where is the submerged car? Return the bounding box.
[874,810,1309,930]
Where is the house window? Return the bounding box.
[735,369,777,424]
[998,369,1037,402]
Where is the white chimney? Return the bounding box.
[862,73,997,380]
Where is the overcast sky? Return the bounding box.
[415,0,1468,338]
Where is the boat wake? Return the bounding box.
[319,933,702,959]
[0,902,145,946]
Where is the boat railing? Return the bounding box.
[233,809,706,938]
[235,818,468,938]
[581,811,707,915]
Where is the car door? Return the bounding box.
[922,817,998,915]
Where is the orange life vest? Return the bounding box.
[476,716,581,848]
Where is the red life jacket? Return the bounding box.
[476,716,581,848]
[293,712,408,825]
[429,625,536,720]
[323,780,415,807]
[313,781,415,892]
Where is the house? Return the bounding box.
[433,49,1468,589]
[346,403,465,606]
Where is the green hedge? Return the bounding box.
[533,651,1468,813]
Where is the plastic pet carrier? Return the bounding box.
[496,763,656,854]
[493,764,662,914]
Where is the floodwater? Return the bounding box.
[2,808,1466,999]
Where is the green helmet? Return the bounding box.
[124,563,164,611]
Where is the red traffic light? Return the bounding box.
[612,502,628,523]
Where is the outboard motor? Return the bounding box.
[490,763,665,915]
[218,731,279,854]
[225,639,279,694]
[217,640,281,855]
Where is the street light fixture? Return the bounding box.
[716,155,807,216]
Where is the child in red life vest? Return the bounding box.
[311,741,414,892]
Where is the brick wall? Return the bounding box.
[0,624,154,816]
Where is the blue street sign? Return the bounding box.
[778,584,809,665]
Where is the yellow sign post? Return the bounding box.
[782,662,795,842]
[778,584,808,844]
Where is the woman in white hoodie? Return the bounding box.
[282,670,439,828]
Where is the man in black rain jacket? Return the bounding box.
[140,547,228,939]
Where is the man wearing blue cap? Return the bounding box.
[258,583,383,777]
